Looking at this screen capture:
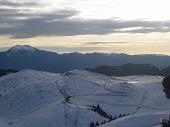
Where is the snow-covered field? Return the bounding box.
[0,69,169,127]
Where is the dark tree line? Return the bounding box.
[90,104,111,120]
[89,104,130,127]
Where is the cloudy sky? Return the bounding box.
[0,0,170,54]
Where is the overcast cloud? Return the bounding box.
[0,0,170,38]
[84,42,129,45]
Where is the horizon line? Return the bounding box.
[0,45,169,56]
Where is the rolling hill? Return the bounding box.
[87,63,160,76]
[0,69,170,127]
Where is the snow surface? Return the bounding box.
[100,113,169,127]
[7,45,37,55]
[0,69,169,127]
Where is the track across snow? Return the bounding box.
[0,70,169,127]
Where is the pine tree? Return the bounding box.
[110,115,113,120]
[95,122,99,126]
[114,115,117,120]
[89,122,95,127]
[97,104,100,109]
[122,114,126,117]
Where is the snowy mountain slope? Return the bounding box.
[100,113,169,127]
[0,70,170,127]
[99,75,170,127]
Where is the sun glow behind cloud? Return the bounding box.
[44,0,170,20]
[0,0,170,55]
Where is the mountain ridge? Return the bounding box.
[87,63,160,76]
[1,45,170,73]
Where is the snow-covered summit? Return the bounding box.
[7,45,38,54]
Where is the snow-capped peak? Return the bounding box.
[7,45,37,54]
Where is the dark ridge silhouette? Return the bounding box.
[0,69,17,77]
[87,63,160,76]
[159,66,170,76]
[1,45,170,73]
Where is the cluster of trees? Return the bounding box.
[160,116,170,127]
[89,122,99,127]
[89,104,130,127]
[90,104,111,120]
[89,113,129,127]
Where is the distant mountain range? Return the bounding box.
[87,63,170,76]
[1,45,170,74]
[87,63,159,76]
